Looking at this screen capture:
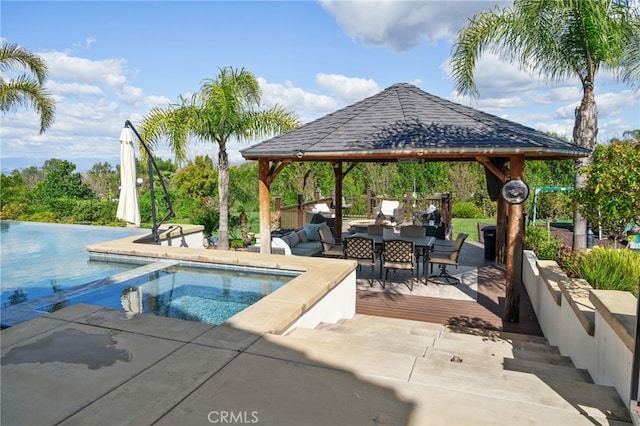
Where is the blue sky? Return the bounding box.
[2,0,639,173]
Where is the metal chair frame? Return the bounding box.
[344,236,378,287]
[428,233,468,284]
[380,239,418,291]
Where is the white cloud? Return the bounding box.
[533,121,574,139]
[315,74,380,104]
[39,51,144,106]
[46,81,103,97]
[320,0,510,52]
[258,78,337,120]
[145,95,173,110]
[595,90,639,119]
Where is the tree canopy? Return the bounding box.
[140,67,299,249]
[450,0,640,249]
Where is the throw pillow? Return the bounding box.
[303,223,322,241]
[296,229,308,242]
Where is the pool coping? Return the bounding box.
[84,235,358,335]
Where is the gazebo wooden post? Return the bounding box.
[333,161,343,242]
[496,197,507,264]
[258,159,271,254]
[504,154,525,323]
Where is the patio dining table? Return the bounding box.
[347,233,436,277]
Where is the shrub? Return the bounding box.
[572,247,640,296]
[0,202,28,219]
[524,226,562,260]
[555,244,583,278]
[72,199,118,224]
[24,211,59,223]
[451,201,483,218]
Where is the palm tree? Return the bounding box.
[0,43,56,134]
[140,67,299,250]
[450,0,640,249]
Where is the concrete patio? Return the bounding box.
[0,232,634,425]
[0,303,631,425]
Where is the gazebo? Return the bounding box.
[241,83,589,322]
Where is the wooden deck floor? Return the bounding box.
[356,263,544,336]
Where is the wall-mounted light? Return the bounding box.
[502,179,530,204]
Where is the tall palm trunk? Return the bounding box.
[572,82,598,250]
[217,144,230,250]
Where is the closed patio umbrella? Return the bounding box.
[116,127,141,226]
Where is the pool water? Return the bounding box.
[39,265,293,325]
[1,221,298,327]
[0,221,148,308]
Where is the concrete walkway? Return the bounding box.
[1,305,631,425]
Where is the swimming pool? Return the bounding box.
[1,221,148,308]
[38,264,295,325]
[1,221,299,328]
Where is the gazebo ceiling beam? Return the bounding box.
[267,160,290,186]
[476,155,508,183]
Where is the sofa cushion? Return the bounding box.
[288,231,300,247]
[303,223,323,241]
[296,229,308,243]
[279,234,291,247]
[291,241,323,257]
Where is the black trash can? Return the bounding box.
[483,226,497,260]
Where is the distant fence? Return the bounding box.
[276,190,452,231]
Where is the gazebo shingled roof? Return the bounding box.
[241,82,590,324]
[241,83,590,162]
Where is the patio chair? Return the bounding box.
[428,233,468,284]
[312,203,334,218]
[377,200,404,224]
[380,239,417,291]
[310,213,336,238]
[400,225,428,274]
[317,221,344,258]
[344,236,378,287]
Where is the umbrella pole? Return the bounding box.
[124,120,175,244]
[148,154,158,243]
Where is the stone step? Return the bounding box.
[315,322,441,338]
[368,377,631,426]
[343,314,446,334]
[250,332,418,382]
[345,314,549,346]
[439,329,560,355]
[314,323,585,381]
[410,357,630,423]
[422,348,593,383]
[443,325,550,345]
[285,326,433,357]
[431,334,575,367]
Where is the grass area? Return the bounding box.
[451,218,495,242]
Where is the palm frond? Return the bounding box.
[0,42,48,84]
[0,75,55,134]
